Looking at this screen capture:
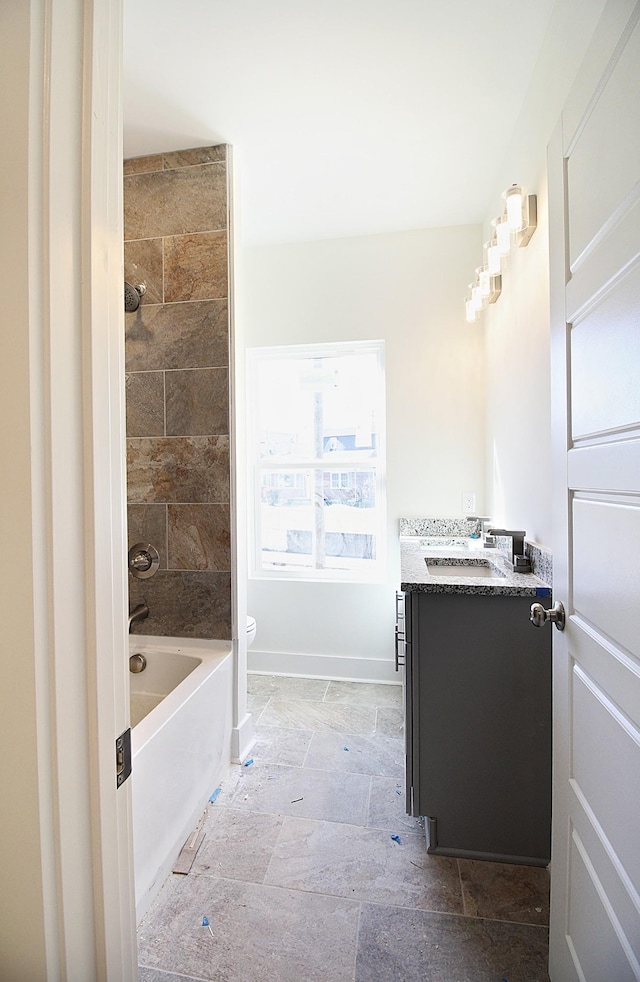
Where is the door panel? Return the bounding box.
[570,622,640,726]
[570,265,640,438]
[572,665,640,887]
[573,497,640,654]
[567,832,638,982]
[567,11,640,266]
[569,440,640,493]
[571,788,640,960]
[548,2,640,978]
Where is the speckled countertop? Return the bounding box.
[400,539,552,597]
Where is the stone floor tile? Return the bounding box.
[459,858,551,925]
[251,723,313,766]
[304,731,404,778]
[136,674,548,980]
[324,680,403,708]
[247,673,329,713]
[137,874,359,982]
[366,776,424,834]
[218,760,370,826]
[375,707,405,739]
[264,817,463,914]
[193,807,284,883]
[355,903,550,982]
[259,698,377,734]
[138,969,209,982]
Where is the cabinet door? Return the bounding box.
[413,592,551,864]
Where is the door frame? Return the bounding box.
[2,0,137,976]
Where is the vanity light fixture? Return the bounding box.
[476,266,491,299]
[485,236,501,276]
[494,214,512,256]
[471,281,484,312]
[503,184,538,246]
[464,184,536,323]
[505,184,526,231]
[487,274,502,303]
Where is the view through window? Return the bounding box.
[248,341,386,580]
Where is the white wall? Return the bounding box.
[482,0,607,548]
[241,225,485,680]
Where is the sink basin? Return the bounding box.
[425,561,506,579]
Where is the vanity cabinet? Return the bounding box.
[401,590,551,866]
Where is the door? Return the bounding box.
[548,1,640,978]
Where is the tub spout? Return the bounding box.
[128,602,149,633]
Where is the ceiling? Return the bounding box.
[123,0,559,246]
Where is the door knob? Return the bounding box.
[530,601,565,631]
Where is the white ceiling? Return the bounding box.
[123,0,558,245]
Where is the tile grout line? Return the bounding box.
[457,857,467,916]
[258,811,289,889]
[250,696,270,726]
[352,902,363,982]
[138,965,212,982]
[300,728,314,769]
[364,774,373,829]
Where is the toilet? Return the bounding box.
[246,615,256,648]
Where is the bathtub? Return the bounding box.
[130,635,233,922]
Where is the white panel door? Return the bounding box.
[548,2,640,979]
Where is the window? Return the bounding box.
[248,340,386,580]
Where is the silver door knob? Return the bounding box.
[530,601,565,631]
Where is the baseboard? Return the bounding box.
[247,648,400,684]
[230,711,256,763]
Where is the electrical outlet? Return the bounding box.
[462,492,476,514]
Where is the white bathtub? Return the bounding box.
[130,636,233,922]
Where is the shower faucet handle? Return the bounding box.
[128,542,160,579]
[130,551,152,571]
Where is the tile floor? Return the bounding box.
[137,675,550,982]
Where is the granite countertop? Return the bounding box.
[400,539,552,597]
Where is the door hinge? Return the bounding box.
[116,728,132,788]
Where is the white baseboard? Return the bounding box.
[247,648,400,684]
[231,711,256,763]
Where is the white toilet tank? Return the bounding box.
[246,615,256,647]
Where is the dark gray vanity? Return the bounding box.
[398,536,552,866]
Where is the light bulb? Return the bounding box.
[486,238,501,275]
[495,215,512,256]
[471,283,484,312]
[477,266,491,298]
[505,184,528,233]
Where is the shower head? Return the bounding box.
[124,281,146,312]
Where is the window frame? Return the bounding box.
[247,339,387,583]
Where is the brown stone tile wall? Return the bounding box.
[124,145,231,639]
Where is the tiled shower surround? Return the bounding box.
[124,145,231,639]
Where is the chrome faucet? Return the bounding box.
[128,602,150,633]
[487,529,531,573]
